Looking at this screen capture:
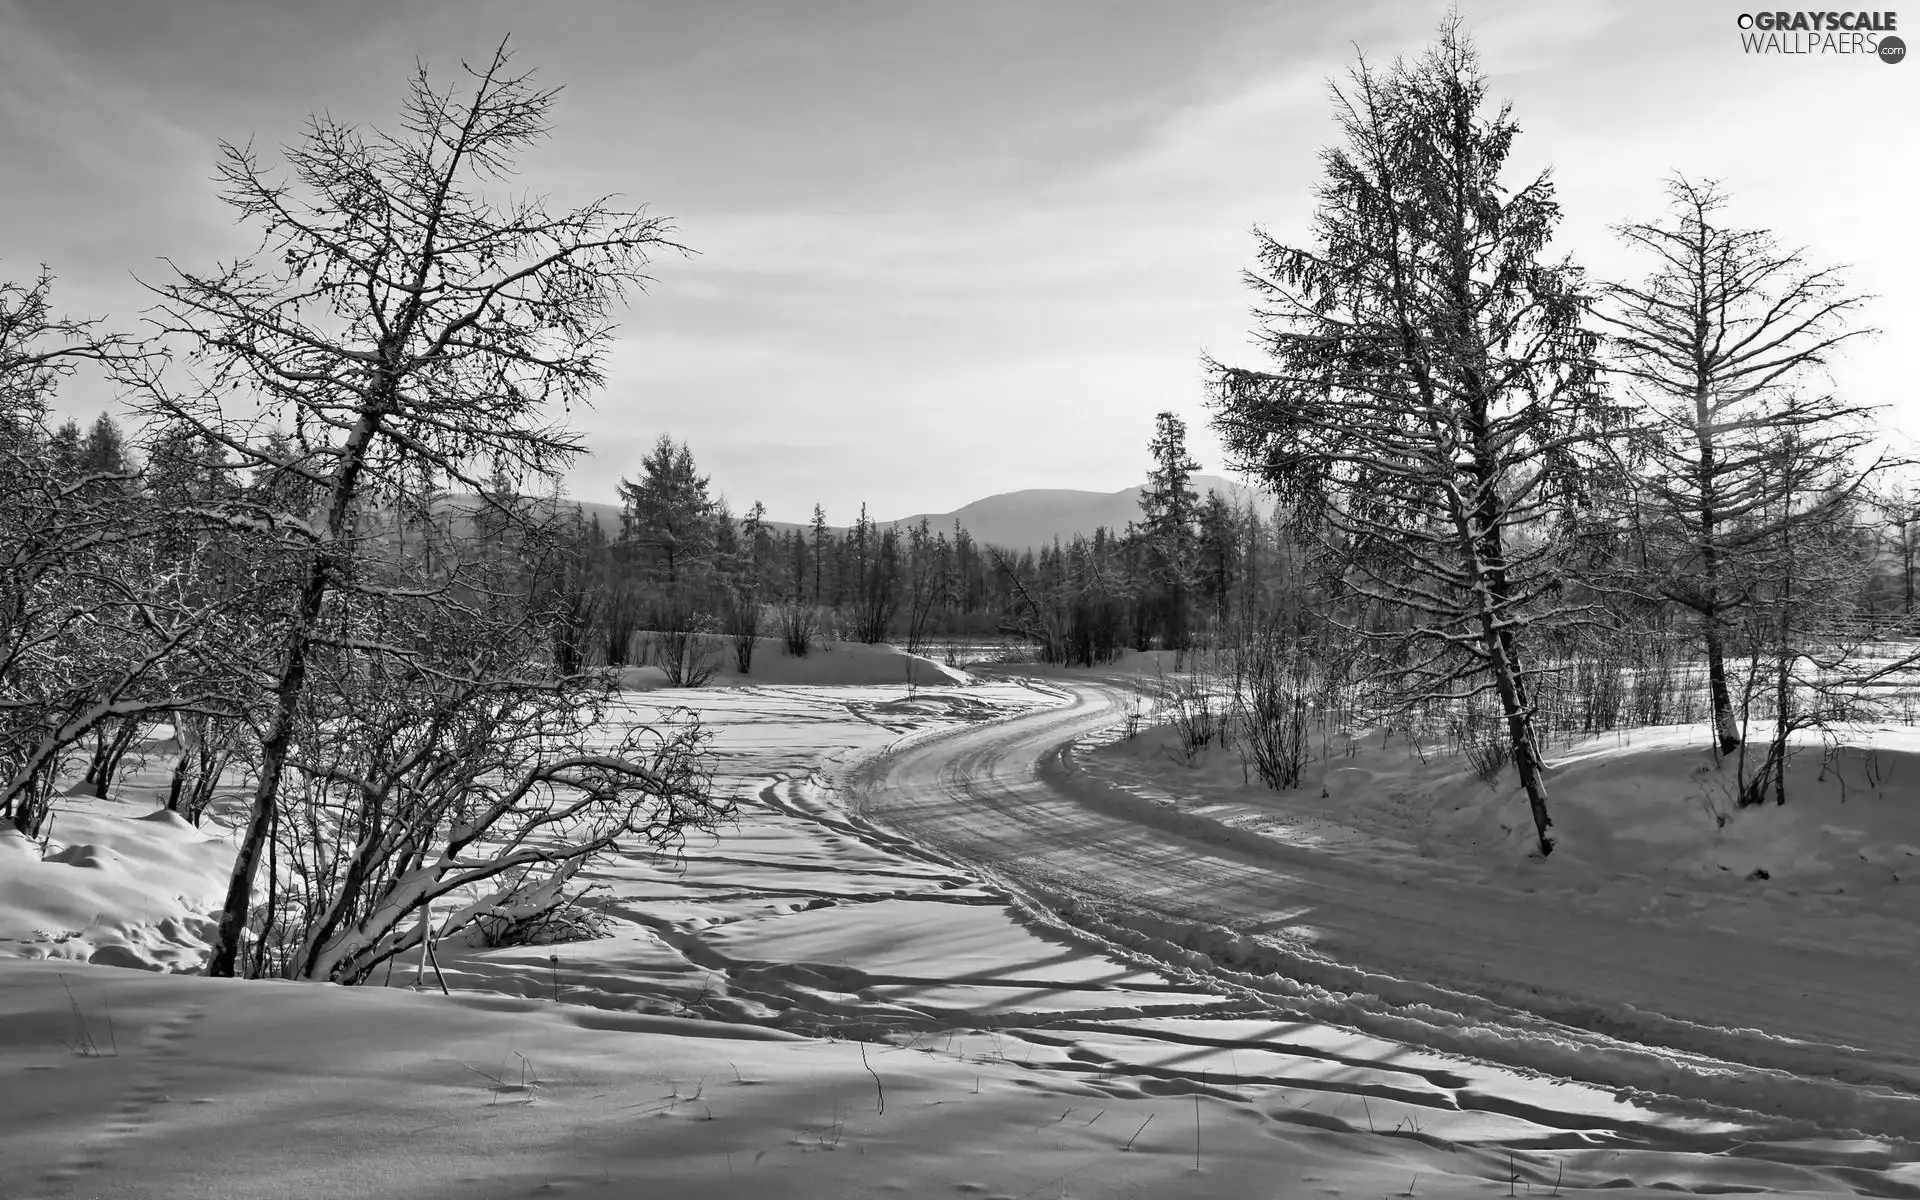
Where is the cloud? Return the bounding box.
[4,0,1911,519]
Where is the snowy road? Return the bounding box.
[851,671,1920,1140]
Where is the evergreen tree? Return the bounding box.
[46,416,82,480]
[1194,488,1239,630]
[618,434,717,587]
[1134,411,1203,649]
[80,412,133,477]
[737,500,774,598]
[810,504,831,604]
[1207,17,1617,856]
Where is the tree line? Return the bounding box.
[513,412,1295,681]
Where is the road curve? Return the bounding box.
[849,671,1920,1135]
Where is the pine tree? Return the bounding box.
[1207,17,1618,856]
[739,500,773,597]
[618,434,717,587]
[1134,411,1203,649]
[1195,488,1239,631]
[80,412,132,477]
[46,417,82,480]
[810,504,831,605]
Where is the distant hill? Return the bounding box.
[459,475,1268,552]
[881,475,1263,551]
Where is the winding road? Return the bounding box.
[850,671,1920,1137]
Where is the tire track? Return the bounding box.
[848,670,1920,1142]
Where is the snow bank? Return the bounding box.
[14,959,1908,1199]
[0,799,232,973]
[7,680,1920,1196]
[1085,716,1920,908]
[617,637,971,690]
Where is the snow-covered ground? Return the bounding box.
[4,645,1919,1197]
[616,635,976,690]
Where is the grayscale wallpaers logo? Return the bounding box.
[1735,10,1905,59]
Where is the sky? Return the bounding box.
[1,0,1913,523]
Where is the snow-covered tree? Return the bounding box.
[1207,18,1620,856]
[618,434,717,587]
[1132,411,1203,649]
[0,271,217,836]
[123,41,715,977]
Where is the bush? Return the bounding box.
[649,626,723,687]
[723,589,762,675]
[780,602,818,657]
[1157,664,1222,763]
[1452,707,1512,789]
[642,591,723,687]
[1240,652,1312,790]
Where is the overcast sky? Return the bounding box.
[2,0,1912,522]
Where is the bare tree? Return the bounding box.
[1719,433,1882,806]
[723,588,762,674]
[597,578,643,668]
[0,525,251,835]
[1207,19,1620,856]
[124,41,701,977]
[164,708,250,826]
[898,518,946,656]
[846,504,902,645]
[778,599,819,657]
[1598,176,1878,754]
[250,592,721,984]
[0,272,223,834]
[1882,485,1920,619]
[990,547,1067,664]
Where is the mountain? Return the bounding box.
[881,475,1263,551]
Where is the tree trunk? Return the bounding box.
[1693,382,1743,756]
[208,408,387,977]
[1769,495,1795,807]
[1703,620,1742,754]
[83,718,140,797]
[204,594,318,977]
[165,751,190,813]
[1482,614,1554,857]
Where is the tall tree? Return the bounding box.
[45,417,83,480]
[81,412,133,477]
[810,504,831,605]
[1194,487,1239,630]
[127,42,709,977]
[1597,177,1877,754]
[1133,411,1203,649]
[1207,18,1617,856]
[845,504,902,644]
[738,499,774,596]
[618,434,716,587]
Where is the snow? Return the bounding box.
[1075,705,1920,948]
[855,669,1920,1144]
[0,804,230,972]
[4,648,1920,1196]
[616,636,973,690]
